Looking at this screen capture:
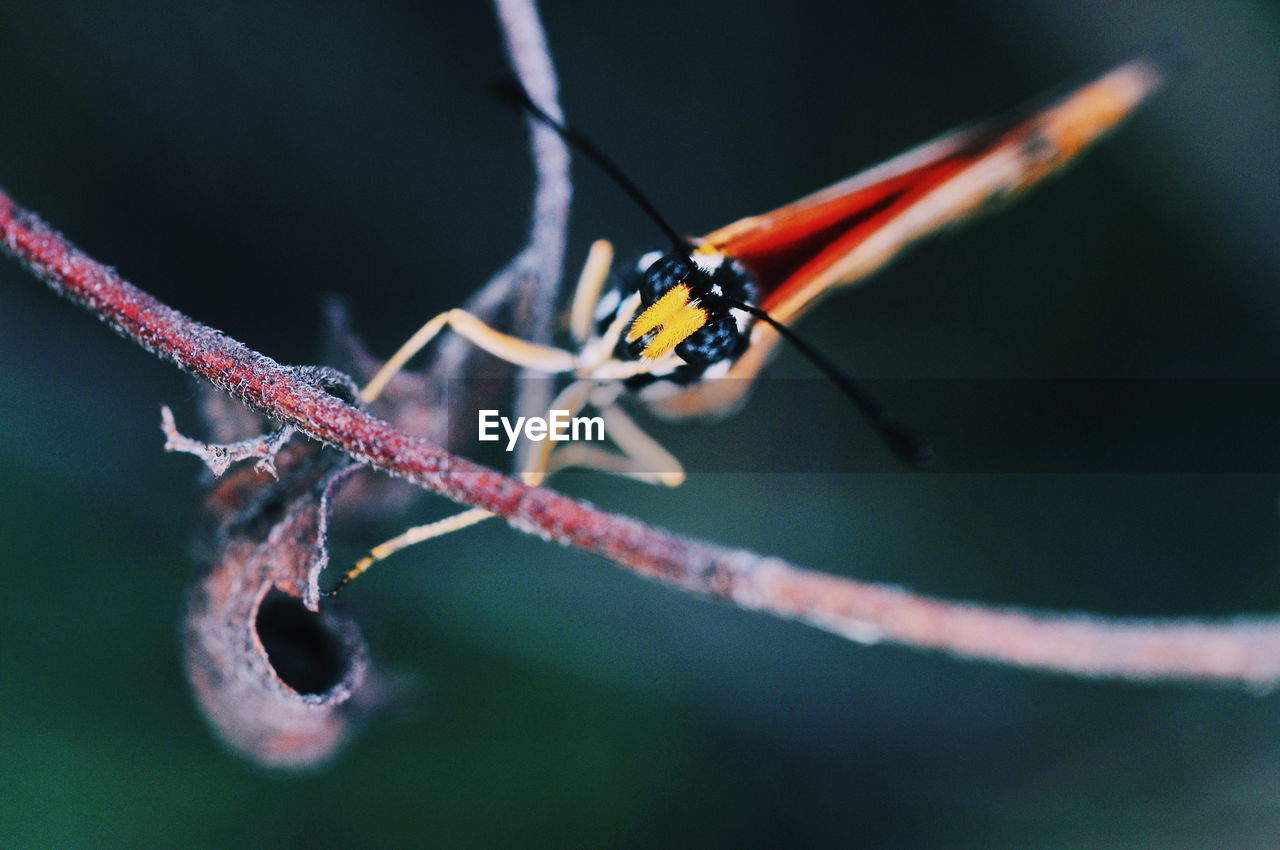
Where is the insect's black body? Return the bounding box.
[596,250,759,392]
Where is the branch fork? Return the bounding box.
[161,404,296,479]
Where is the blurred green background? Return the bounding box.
[3,0,1280,846]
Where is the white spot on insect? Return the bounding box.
[593,288,621,322]
[637,251,664,273]
[700,358,734,380]
[692,251,724,274]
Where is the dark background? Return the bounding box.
[3,1,1280,846]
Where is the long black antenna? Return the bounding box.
[715,296,932,466]
[492,78,692,253]
[496,78,931,468]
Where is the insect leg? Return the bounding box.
[361,309,579,403]
[324,507,494,597]
[326,388,684,595]
[336,304,601,592]
[569,239,614,345]
[544,403,685,487]
[330,379,599,595]
[328,377,606,595]
[520,378,598,486]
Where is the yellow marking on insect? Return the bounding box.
[628,284,693,341]
[626,283,709,359]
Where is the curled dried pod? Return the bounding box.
[183,441,369,769]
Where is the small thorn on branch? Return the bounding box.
[160,404,295,479]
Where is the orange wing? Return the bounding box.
[653,57,1166,420]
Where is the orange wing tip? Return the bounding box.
[1022,56,1166,177]
[1111,55,1169,100]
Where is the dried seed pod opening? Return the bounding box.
[256,589,355,697]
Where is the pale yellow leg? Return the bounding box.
[570,240,614,345]
[364,242,614,404]
[599,404,686,486]
[337,238,686,594]
[520,378,598,486]
[330,398,684,595]
[361,309,578,403]
[326,507,494,596]
[332,380,598,595]
[544,403,686,487]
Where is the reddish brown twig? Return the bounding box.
[5,185,1280,687]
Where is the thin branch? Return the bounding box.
[427,0,571,438]
[5,186,1280,688]
[160,404,293,479]
[492,0,572,471]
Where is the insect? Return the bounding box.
[331,56,1167,593]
